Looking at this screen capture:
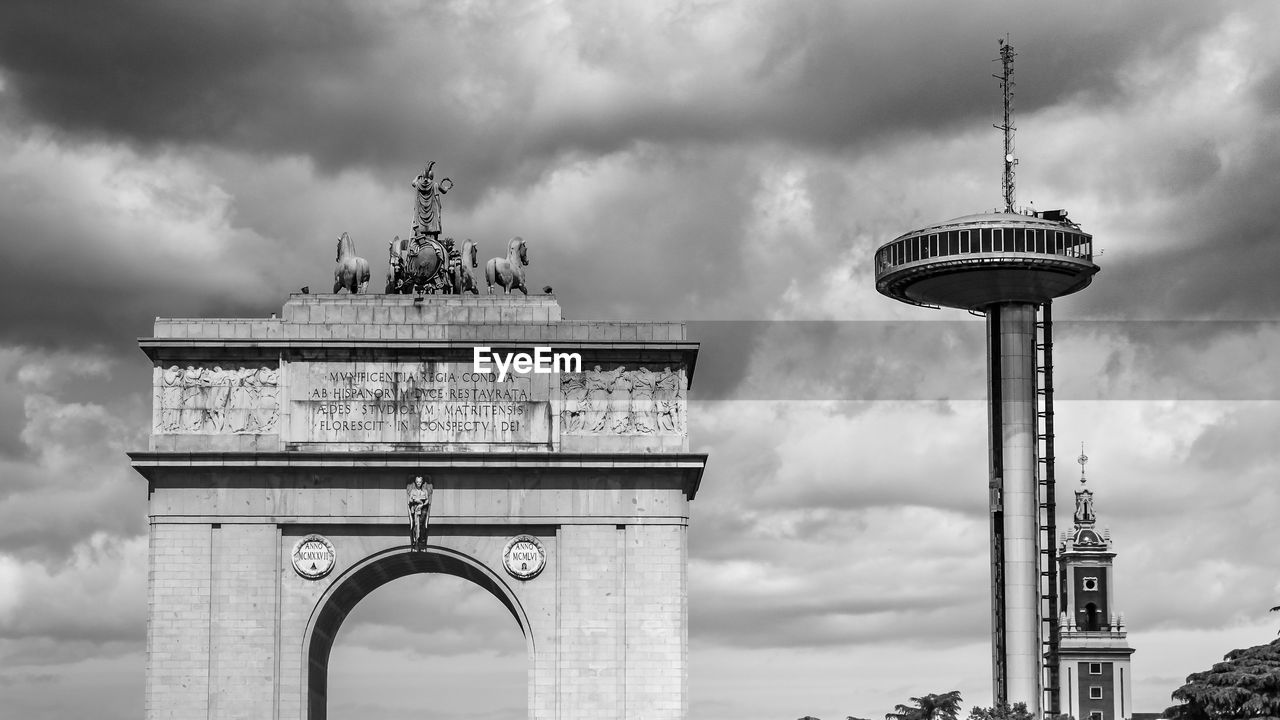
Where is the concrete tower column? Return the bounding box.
[988,303,1042,714]
[876,210,1100,712]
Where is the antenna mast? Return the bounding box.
[995,37,1016,213]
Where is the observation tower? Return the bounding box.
[873,40,1099,714]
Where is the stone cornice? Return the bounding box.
[129,450,709,498]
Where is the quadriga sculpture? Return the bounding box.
[334,232,370,294]
[485,236,529,295]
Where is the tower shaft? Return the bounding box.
[987,303,1043,714]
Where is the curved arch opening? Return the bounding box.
[1083,602,1101,631]
[305,547,532,720]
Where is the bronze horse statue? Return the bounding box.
[334,232,370,294]
[485,236,529,295]
[452,240,480,295]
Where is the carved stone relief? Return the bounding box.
[560,366,685,436]
[155,365,280,434]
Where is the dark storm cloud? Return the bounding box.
[1074,126,1280,318]
[689,320,986,401]
[491,146,758,321]
[0,0,1261,364]
[0,158,282,359]
[0,145,308,363]
[0,1,1231,180]
[0,275,273,357]
[0,0,377,153]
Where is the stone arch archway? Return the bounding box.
[303,546,534,720]
[134,293,705,720]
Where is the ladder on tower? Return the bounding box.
[1036,302,1061,715]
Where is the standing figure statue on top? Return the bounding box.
[411,161,453,241]
[384,162,521,295]
[387,162,456,294]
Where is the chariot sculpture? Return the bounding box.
[385,162,483,295]
[373,161,531,295]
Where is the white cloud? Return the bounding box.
[0,532,146,643]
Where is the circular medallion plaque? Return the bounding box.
[291,534,337,580]
[502,535,546,580]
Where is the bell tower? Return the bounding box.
[1056,448,1135,720]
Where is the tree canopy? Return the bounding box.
[967,701,1035,720]
[886,691,965,720]
[1165,638,1280,720]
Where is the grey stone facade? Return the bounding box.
[133,293,706,720]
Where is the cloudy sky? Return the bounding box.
[2,1,1280,718]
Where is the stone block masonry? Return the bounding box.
[624,524,688,718]
[208,525,280,719]
[146,523,212,720]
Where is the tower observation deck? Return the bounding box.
[874,40,1100,716]
[874,212,1097,310]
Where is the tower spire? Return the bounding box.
[995,37,1017,213]
[1074,444,1095,526]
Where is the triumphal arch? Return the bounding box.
[131,172,705,720]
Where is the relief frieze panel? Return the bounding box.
[559,366,686,436]
[154,365,280,434]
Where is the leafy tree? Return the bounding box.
[1164,638,1280,720]
[886,691,965,720]
[967,701,1034,720]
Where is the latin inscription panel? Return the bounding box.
[286,361,553,446]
